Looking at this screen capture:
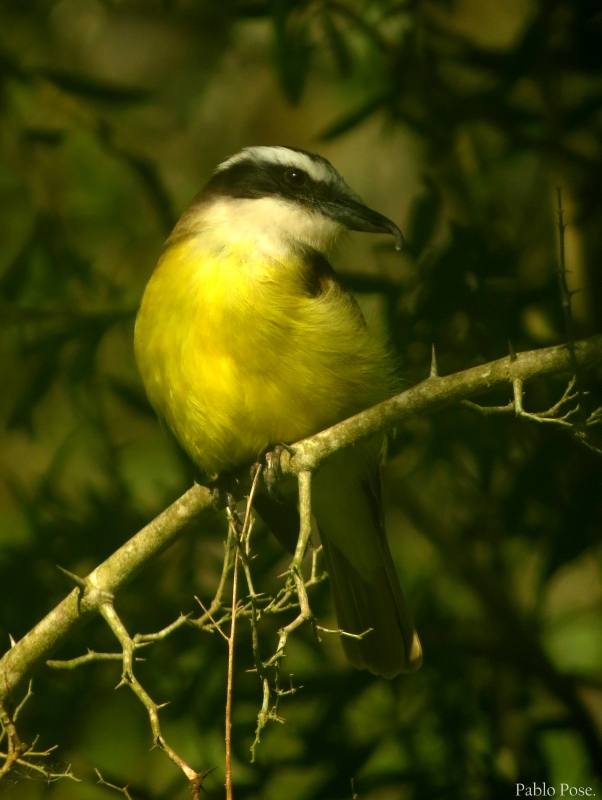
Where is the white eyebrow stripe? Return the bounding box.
[215,146,338,185]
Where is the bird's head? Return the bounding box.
[170,146,404,255]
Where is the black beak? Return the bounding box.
[321,197,404,251]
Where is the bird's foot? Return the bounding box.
[211,486,238,516]
[264,443,295,500]
[209,470,242,511]
[210,485,222,511]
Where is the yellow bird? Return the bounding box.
[134,146,422,678]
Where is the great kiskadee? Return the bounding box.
[134,146,422,678]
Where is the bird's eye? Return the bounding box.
[284,168,307,188]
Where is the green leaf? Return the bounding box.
[271,0,313,104]
[319,93,392,140]
[322,7,352,77]
[41,70,152,105]
[21,128,67,146]
[406,178,441,260]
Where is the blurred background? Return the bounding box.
[1,0,601,798]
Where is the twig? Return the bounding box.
[224,516,239,800]
[194,596,230,641]
[461,399,514,415]
[95,768,134,800]
[46,622,185,671]
[0,698,26,782]
[225,463,262,798]
[315,625,373,640]
[134,613,191,644]
[0,751,78,782]
[247,470,323,759]
[191,520,238,632]
[0,682,78,784]
[97,598,210,799]
[462,376,602,455]
[13,680,33,722]
[462,378,582,430]
[536,376,579,418]
[264,471,314,668]
[47,651,134,669]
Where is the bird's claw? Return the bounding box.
[265,443,294,500]
[211,485,222,511]
[210,471,241,511]
[225,492,237,515]
[211,486,236,514]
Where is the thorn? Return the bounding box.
[56,565,87,590]
[202,767,218,778]
[508,339,517,362]
[429,344,439,378]
[192,766,218,796]
[156,701,170,710]
[9,633,17,648]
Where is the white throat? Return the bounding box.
[194,197,344,257]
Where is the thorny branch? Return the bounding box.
[45,577,214,798]
[276,335,602,477]
[0,680,77,784]
[461,370,601,454]
[95,768,134,800]
[224,463,262,800]
[41,465,326,792]
[0,334,601,788]
[247,469,316,759]
[102,601,215,799]
[190,465,328,763]
[459,191,602,456]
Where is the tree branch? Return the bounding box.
[1,334,601,706]
[1,484,214,704]
[283,335,602,473]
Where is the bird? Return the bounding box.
[134,145,422,678]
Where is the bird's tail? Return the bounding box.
[312,449,422,678]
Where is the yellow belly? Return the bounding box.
[134,238,395,477]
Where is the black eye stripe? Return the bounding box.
[197,156,340,206]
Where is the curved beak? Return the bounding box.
[320,197,404,251]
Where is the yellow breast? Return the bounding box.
[134,236,394,477]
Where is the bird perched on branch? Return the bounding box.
[134,146,422,678]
